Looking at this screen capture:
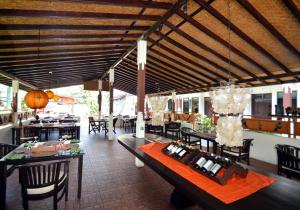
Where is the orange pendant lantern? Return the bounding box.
[45,90,54,99]
[24,90,49,109]
[53,95,60,102]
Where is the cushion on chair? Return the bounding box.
[26,171,66,195]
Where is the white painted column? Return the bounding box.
[12,80,19,124]
[108,68,114,140]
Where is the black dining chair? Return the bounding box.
[276,144,300,178]
[102,118,118,134]
[88,117,100,134]
[17,127,40,145]
[19,160,70,210]
[0,143,18,177]
[220,139,254,165]
[148,125,164,136]
[165,122,181,139]
[59,127,76,139]
[180,127,202,146]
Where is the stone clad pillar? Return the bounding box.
[108,68,114,140]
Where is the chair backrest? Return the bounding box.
[59,127,76,138]
[19,161,69,193]
[88,117,94,121]
[0,143,17,159]
[241,139,254,153]
[30,120,40,124]
[276,144,300,172]
[168,122,181,129]
[129,118,136,125]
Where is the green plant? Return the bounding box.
[202,115,212,129]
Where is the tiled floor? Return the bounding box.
[5,126,279,210]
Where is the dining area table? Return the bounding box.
[11,122,81,144]
[0,139,84,210]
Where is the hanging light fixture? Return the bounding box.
[45,72,54,99]
[209,0,250,147]
[25,90,49,109]
[24,28,49,109]
[53,95,60,102]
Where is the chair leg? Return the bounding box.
[22,198,29,210]
[54,195,58,210]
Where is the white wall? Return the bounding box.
[244,131,300,165]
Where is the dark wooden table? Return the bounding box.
[11,123,81,144]
[0,142,84,210]
[118,134,300,210]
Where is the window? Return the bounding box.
[183,98,189,113]
[0,83,12,111]
[292,91,297,109]
[192,97,199,113]
[277,92,283,115]
[167,99,173,111]
[204,97,213,116]
[251,93,272,116]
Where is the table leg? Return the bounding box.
[77,126,80,139]
[170,188,194,209]
[105,122,107,136]
[11,128,15,145]
[0,165,8,210]
[213,142,217,154]
[77,155,83,198]
[88,123,91,134]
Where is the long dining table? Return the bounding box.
[11,123,81,144]
[118,133,300,210]
[0,141,84,210]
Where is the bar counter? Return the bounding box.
[118,134,300,210]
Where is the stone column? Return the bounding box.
[108,68,114,140]
[98,79,102,119]
[12,80,19,124]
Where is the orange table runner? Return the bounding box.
[138,142,276,204]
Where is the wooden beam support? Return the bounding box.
[237,0,300,57]
[0,40,133,50]
[0,24,149,31]
[0,51,124,63]
[0,70,37,90]
[0,9,160,21]
[0,33,142,41]
[282,0,300,22]
[0,46,127,57]
[193,0,293,74]
[46,0,173,9]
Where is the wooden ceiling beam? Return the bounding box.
[125,55,204,87]
[117,63,185,90]
[282,0,300,23]
[0,53,122,66]
[0,51,124,63]
[47,0,173,9]
[4,59,115,71]
[7,63,110,74]
[0,9,160,21]
[0,46,127,57]
[237,0,300,57]
[154,31,242,81]
[0,56,119,68]
[12,65,109,76]
[0,24,149,31]
[0,40,133,50]
[120,60,193,88]
[147,37,228,82]
[164,21,266,83]
[102,0,185,78]
[0,33,142,41]
[176,10,275,78]
[194,0,293,74]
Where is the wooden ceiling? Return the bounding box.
[0,0,299,94]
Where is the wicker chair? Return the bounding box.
[276,144,300,178]
[19,160,70,210]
